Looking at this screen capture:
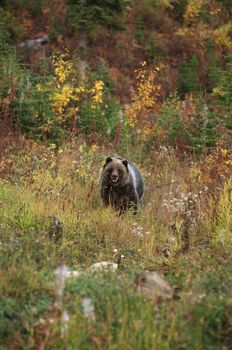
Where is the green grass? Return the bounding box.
[0,142,231,349]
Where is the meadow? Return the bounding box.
[0,136,231,349]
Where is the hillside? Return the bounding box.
[0,1,232,349]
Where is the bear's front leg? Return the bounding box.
[119,197,130,215]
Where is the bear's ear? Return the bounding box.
[122,160,128,170]
[104,157,112,167]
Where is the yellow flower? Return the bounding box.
[90,144,99,154]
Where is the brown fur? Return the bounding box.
[99,157,144,215]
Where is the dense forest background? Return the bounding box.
[0,1,232,349]
[1,0,232,150]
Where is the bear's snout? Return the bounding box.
[110,174,119,184]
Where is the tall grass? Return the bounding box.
[0,139,231,349]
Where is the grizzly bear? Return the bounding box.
[99,156,144,214]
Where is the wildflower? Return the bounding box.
[82,297,95,321]
[90,144,99,154]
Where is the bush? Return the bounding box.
[157,93,190,149]
[1,51,59,141]
[47,53,122,138]
[156,92,231,153]
[212,54,232,109]
[0,38,123,143]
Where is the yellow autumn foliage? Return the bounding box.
[53,54,73,84]
[184,0,205,24]
[125,61,160,139]
[41,52,105,126]
[91,80,104,106]
[213,22,232,49]
[52,84,76,114]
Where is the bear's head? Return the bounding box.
[102,157,129,187]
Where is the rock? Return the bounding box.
[19,35,49,50]
[136,271,174,299]
[88,261,118,273]
[65,270,82,278]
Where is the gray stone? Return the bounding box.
[136,271,174,299]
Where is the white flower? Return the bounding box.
[82,297,95,321]
[54,265,70,298]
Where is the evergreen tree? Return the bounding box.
[68,0,131,32]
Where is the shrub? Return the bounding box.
[48,52,122,138]
[125,61,161,141]
[156,93,190,149]
[156,93,230,153]
[1,52,59,141]
[1,42,123,143]
[212,54,232,109]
